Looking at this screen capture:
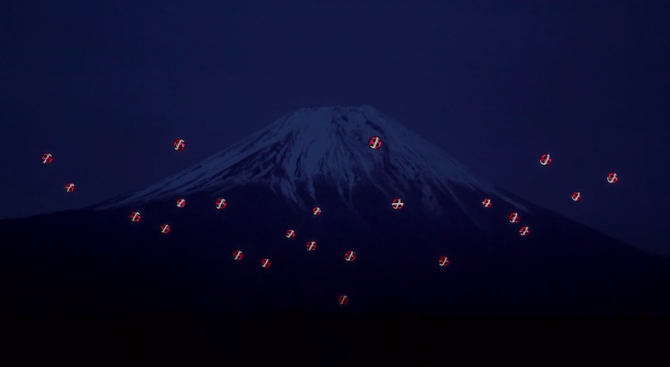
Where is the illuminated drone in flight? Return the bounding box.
[233,250,244,260]
[176,198,186,208]
[345,251,356,262]
[482,198,491,208]
[41,153,53,164]
[312,207,322,216]
[130,212,141,222]
[571,191,582,202]
[261,259,271,268]
[368,136,382,150]
[338,295,349,305]
[215,198,227,209]
[607,172,618,184]
[161,224,171,234]
[438,256,449,267]
[286,229,296,239]
[65,183,75,193]
[173,139,185,151]
[391,198,404,210]
[509,212,519,223]
[519,226,530,236]
[307,241,317,251]
[539,153,552,166]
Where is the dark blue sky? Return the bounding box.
[1,1,668,255]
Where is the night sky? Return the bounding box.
[1,1,668,256]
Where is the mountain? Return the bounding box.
[1,106,668,317]
[95,105,529,218]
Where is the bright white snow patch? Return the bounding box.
[96,106,529,214]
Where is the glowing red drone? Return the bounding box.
[539,153,552,166]
[509,212,519,223]
[520,226,530,236]
[338,295,349,305]
[173,138,185,151]
[41,153,53,164]
[607,172,618,184]
[368,136,382,150]
[391,198,404,210]
[571,191,581,202]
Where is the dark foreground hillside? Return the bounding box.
[1,311,666,365]
[1,185,670,317]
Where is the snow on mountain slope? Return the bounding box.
[96,106,529,214]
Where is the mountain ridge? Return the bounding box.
[93,106,530,218]
[1,106,668,317]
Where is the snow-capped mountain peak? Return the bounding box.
[96,106,528,213]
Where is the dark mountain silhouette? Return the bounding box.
[1,106,668,317]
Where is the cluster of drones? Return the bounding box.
[39,137,618,306]
[482,153,618,238]
[540,153,619,201]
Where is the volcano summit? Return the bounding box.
[1,106,668,317]
[96,105,528,218]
